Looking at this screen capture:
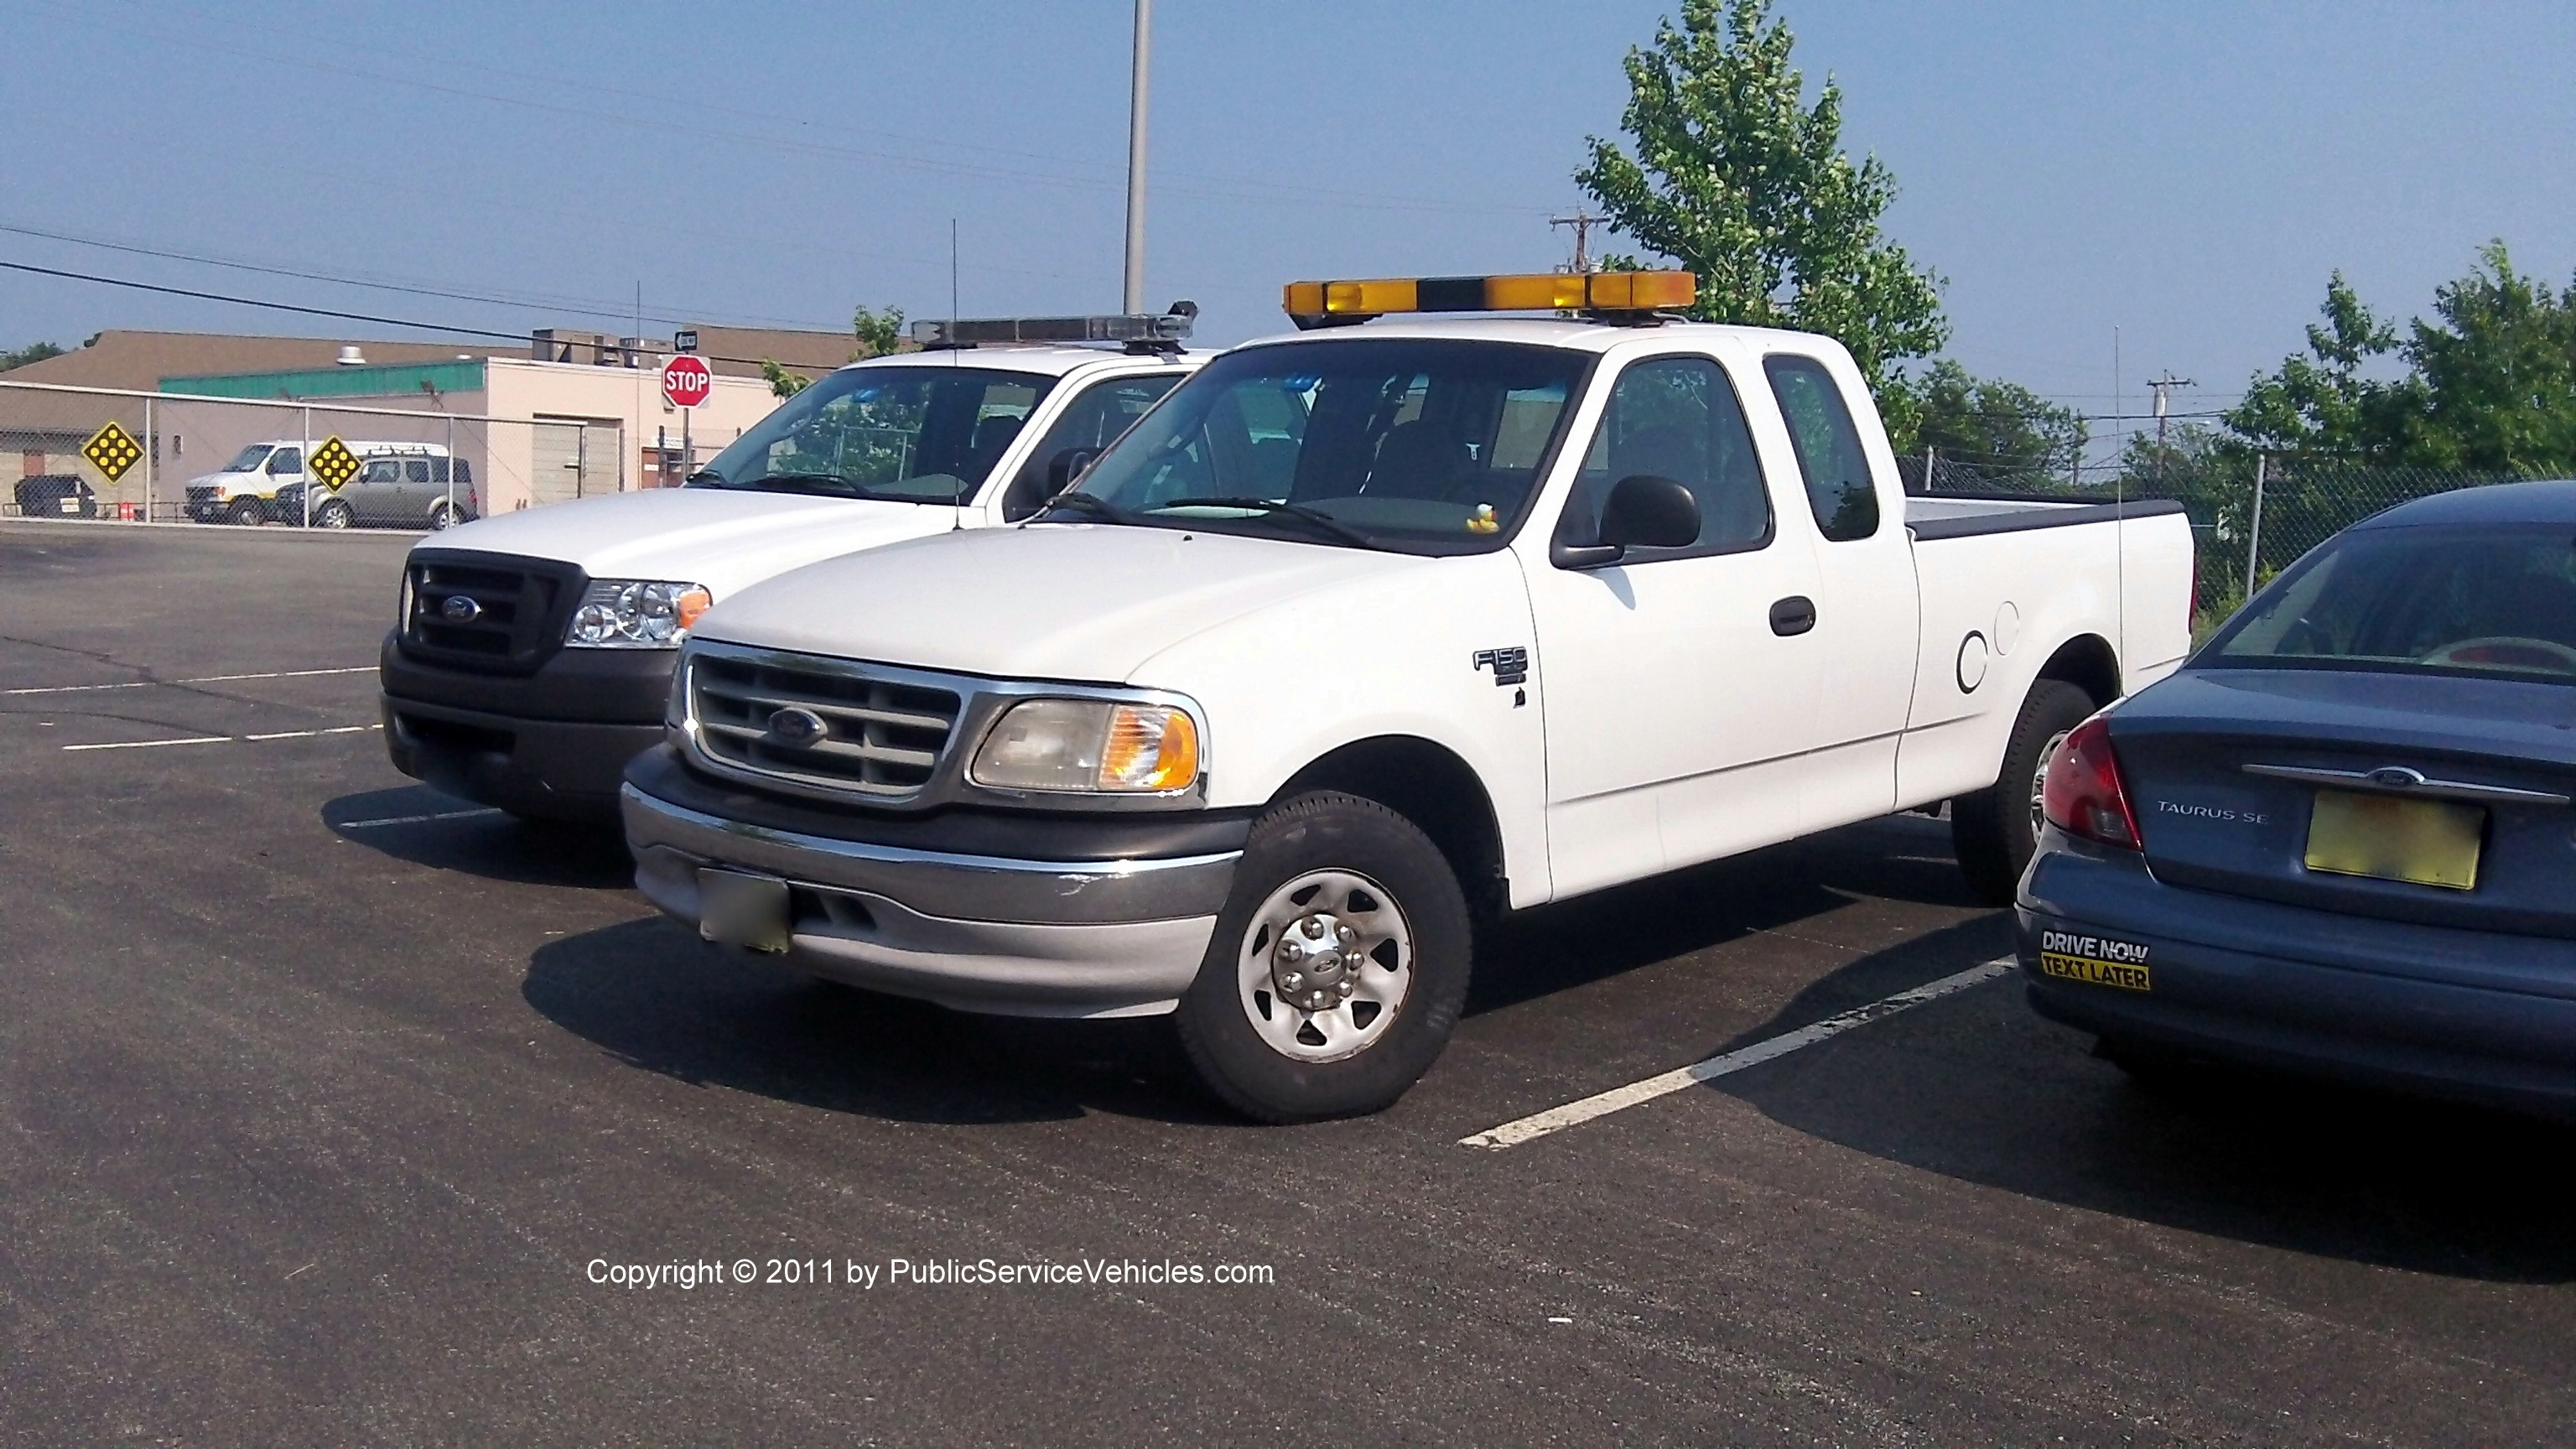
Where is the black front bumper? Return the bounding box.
[379,631,676,823]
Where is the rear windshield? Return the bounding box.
[2206,524,2576,683]
[690,365,1052,504]
[1062,339,1590,555]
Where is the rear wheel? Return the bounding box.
[1952,678,2097,904]
[314,498,354,529]
[425,499,462,531]
[1176,792,1471,1123]
[226,496,266,527]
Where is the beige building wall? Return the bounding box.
[479,360,776,512]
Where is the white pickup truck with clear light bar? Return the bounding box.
[378,306,1203,822]
[621,270,2195,1121]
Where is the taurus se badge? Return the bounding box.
[1472,647,1529,687]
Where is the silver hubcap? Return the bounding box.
[2029,729,2073,839]
[1236,869,1412,1063]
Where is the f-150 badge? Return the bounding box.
[1472,647,1529,686]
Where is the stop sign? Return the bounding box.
[661,353,714,409]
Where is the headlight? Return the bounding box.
[970,699,1200,793]
[565,579,712,649]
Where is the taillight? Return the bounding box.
[2041,714,2140,849]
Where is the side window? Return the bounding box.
[405,460,432,484]
[361,460,400,484]
[1000,374,1182,521]
[453,460,473,485]
[267,448,303,475]
[1763,355,1878,542]
[1562,356,1773,557]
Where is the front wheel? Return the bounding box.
[1175,792,1472,1123]
[314,498,354,529]
[1952,678,2098,905]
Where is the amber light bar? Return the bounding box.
[1281,271,1695,327]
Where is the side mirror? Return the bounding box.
[1046,446,1101,491]
[1555,474,1701,568]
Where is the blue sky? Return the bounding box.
[6,0,2573,450]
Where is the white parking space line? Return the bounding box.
[61,724,382,752]
[335,808,505,830]
[1458,957,2017,1150]
[5,666,372,697]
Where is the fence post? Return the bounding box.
[2245,453,2267,594]
[299,404,312,528]
[1921,444,1935,494]
[142,395,153,524]
[444,413,456,522]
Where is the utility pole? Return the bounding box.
[2148,372,2194,453]
[1549,208,1603,273]
[1122,0,1151,314]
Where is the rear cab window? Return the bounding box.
[1763,355,1878,542]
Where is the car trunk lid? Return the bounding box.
[2109,668,2576,937]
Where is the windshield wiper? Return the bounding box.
[683,467,726,485]
[735,471,887,499]
[1150,496,1374,548]
[1033,491,1135,524]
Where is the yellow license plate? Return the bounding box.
[2303,789,2484,891]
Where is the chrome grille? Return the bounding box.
[690,650,963,797]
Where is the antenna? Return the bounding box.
[950,218,964,531]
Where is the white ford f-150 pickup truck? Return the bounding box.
[380,310,1203,821]
[621,270,2195,1121]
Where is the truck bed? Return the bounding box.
[1906,492,2188,542]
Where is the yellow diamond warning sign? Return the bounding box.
[308,435,361,493]
[81,420,144,484]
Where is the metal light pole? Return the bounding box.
[1122,0,1150,314]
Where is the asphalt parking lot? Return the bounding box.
[6,519,2574,1446]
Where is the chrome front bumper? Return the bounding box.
[621,783,1235,1018]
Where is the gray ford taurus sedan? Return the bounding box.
[2017,479,2576,1116]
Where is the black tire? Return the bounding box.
[314,498,354,530]
[1952,678,2097,905]
[1175,791,1472,1123]
[226,497,267,527]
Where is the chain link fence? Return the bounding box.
[3,381,660,529]
[1902,448,2554,634]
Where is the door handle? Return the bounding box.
[1768,595,1817,636]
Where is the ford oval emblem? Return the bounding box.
[766,706,828,745]
[2367,766,2427,789]
[440,595,481,623]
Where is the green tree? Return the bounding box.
[2227,243,2576,472]
[1576,0,1947,439]
[1904,361,2085,485]
[0,340,65,373]
[853,304,906,360]
[760,359,812,399]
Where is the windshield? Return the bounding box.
[1062,339,1591,554]
[691,365,1052,502]
[2205,524,2576,683]
[221,444,273,473]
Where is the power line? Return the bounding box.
[0,221,840,334]
[0,259,794,368]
